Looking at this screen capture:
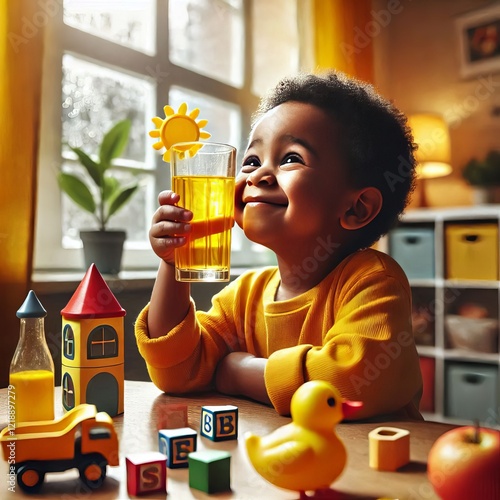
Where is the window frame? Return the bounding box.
[87,325,119,359]
[63,324,75,360]
[62,372,75,410]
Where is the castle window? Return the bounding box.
[62,373,75,410]
[63,324,75,360]
[88,325,118,359]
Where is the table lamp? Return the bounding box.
[408,113,452,207]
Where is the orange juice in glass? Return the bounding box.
[171,142,236,282]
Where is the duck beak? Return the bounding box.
[342,400,363,419]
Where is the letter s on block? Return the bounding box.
[140,465,161,490]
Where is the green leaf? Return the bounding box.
[463,153,500,186]
[103,176,120,201]
[485,151,500,183]
[99,119,131,169]
[70,146,103,187]
[106,184,139,221]
[58,173,96,214]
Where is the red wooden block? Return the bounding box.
[156,404,188,430]
[126,451,167,496]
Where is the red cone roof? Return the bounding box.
[61,264,126,319]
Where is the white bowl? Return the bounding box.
[445,315,499,353]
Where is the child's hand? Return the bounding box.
[149,190,193,264]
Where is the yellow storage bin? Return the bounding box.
[446,223,498,280]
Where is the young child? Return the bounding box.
[135,71,423,421]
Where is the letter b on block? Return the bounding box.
[200,405,238,442]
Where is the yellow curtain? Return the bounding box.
[0,0,44,386]
[313,0,374,82]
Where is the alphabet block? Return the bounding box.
[158,427,197,468]
[200,405,238,442]
[156,403,188,430]
[126,451,167,496]
[368,426,410,471]
[188,450,231,494]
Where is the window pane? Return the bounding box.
[168,86,242,151]
[251,0,299,96]
[61,163,154,247]
[62,373,75,410]
[88,326,118,358]
[169,0,244,87]
[62,54,154,163]
[63,325,75,359]
[63,0,156,55]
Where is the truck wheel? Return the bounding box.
[17,464,45,493]
[78,455,107,489]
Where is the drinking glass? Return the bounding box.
[171,142,236,282]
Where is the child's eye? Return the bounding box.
[281,153,304,165]
[281,153,305,165]
[241,156,261,173]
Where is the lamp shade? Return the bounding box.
[408,114,452,179]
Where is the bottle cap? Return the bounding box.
[17,290,47,318]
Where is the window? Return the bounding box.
[35,0,308,271]
[87,325,119,359]
[63,324,75,360]
[89,427,112,440]
[62,372,75,410]
[169,0,244,87]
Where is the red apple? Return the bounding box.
[427,424,500,500]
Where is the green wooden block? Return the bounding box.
[188,450,231,494]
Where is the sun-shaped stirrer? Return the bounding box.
[149,102,211,162]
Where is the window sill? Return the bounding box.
[31,269,158,294]
[31,266,260,294]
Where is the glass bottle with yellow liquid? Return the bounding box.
[10,290,55,423]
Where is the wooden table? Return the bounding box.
[0,381,454,499]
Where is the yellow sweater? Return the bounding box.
[135,248,423,420]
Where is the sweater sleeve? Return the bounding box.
[265,256,423,420]
[134,283,242,395]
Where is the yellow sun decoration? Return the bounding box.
[149,102,211,162]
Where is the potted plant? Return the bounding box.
[58,119,139,274]
[462,150,500,204]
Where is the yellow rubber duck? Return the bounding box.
[245,380,362,499]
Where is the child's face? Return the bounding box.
[235,101,355,254]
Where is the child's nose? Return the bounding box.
[246,165,276,186]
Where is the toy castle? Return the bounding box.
[60,264,125,416]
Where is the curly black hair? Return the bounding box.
[254,71,417,250]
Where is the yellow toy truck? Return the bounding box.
[0,404,119,493]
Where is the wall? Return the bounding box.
[372,0,500,208]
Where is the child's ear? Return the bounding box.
[340,187,383,230]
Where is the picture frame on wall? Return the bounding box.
[455,3,500,78]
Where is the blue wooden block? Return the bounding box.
[158,427,198,468]
[200,405,238,442]
[188,450,231,494]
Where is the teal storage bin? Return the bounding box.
[445,362,498,424]
[389,227,435,279]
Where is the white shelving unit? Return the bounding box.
[385,206,500,428]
